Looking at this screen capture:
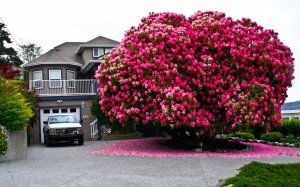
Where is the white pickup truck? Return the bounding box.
[43,114,84,147]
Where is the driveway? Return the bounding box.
[0,141,299,187]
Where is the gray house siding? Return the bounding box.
[82,48,93,64]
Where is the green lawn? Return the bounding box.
[221,161,300,187]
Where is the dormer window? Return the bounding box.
[104,48,113,54]
[93,48,104,58]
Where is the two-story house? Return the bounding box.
[23,36,119,144]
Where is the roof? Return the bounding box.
[23,36,120,68]
[86,36,119,45]
[282,101,300,110]
[24,42,84,67]
[76,36,119,54]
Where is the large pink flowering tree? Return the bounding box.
[95,11,294,147]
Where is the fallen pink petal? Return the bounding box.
[88,138,300,158]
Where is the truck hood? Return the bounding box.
[48,123,82,129]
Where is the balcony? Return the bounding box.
[29,79,97,96]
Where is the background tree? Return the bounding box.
[0,63,21,79]
[0,22,23,67]
[95,11,294,149]
[18,43,42,63]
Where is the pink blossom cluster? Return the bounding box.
[95,11,294,135]
[88,138,300,158]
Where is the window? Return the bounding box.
[52,109,59,113]
[61,109,68,113]
[282,117,289,120]
[104,48,113,54]
[49,69,62,88]
[70,108,77,112]
[43,109,50,114]
[67,70,75,88]
[33,70,43,89]
[93,48,104,58]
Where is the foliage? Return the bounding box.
[284,134,296,143]
[0,76,34,130]
[234,132,255,140]
[19,81,39,124]
[95,11,294,140]
[222,161,300,187]
[27,123,33,146]
[18,43,42,63]
[0,22,23,67]
[0,63,21,79]
[90,96,110,125]
[0,125,9,155]
[261,132,284,142]
[271,119,300,137]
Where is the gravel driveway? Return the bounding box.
[0,140,299,187]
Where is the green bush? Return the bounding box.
[0,125,9,155]
[285,134,296,143]
[295,136,300,143]
[0,77,34,130]
[272,119,300,137]
[234,132,255,140]
[261,132,284,142]
[286,119,300,137]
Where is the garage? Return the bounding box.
[39,107,81,143]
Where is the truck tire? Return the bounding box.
[46,135,52,147]
[78,137,84,145]
[44,135,47,144]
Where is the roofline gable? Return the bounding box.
[75,44,118,55]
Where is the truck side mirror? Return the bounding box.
[79,120,83,123]
[43,121,48,124]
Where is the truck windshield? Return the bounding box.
[49,115,78,124]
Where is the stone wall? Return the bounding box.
[0,130,27,162]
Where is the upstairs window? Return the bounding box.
[93,48,104,58]
[104,48,113,54]
[67,70,75,88]
[49,69,62,88]
[33,70,43,89]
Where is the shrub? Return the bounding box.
[261,132,284,142]
[0,77,34,130]
[285,134,296,143]
[0,125,9,155]
[286,120,300,137]
[271,120,300,138]
[234,132,255,140]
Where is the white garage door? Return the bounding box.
[40,107,80,143]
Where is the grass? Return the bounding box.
[221,161,300,187]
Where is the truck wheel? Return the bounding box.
[78,137,84,145]
[46,135,52,147]
[44,135,47,144]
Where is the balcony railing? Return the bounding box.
[29,79,97,96]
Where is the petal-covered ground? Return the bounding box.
[88,138,300,158]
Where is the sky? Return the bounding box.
[1,0,299,103]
